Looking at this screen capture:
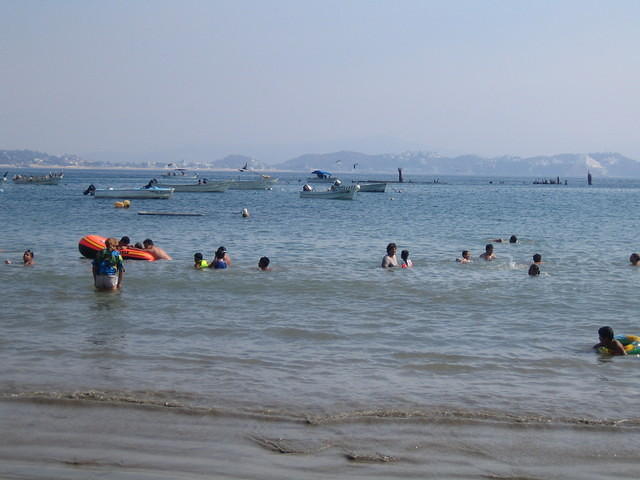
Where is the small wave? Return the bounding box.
[3,390,639,430]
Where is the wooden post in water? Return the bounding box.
[588,171,592,185]
[398,168,404,183]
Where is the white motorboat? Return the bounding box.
[152,180,231,192]
[355,182,387,192]
[12,172,63,185]
[92,186,174,199]
[227,175,278,190]
[307,170,339,183]
[300,183,359,200]
[160,168,198,179]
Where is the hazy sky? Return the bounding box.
[1,0,639,161]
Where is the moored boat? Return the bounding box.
[227,175,278,190]
[307,170,339,183]
[160,168,198,179]
[151,179,231,192]
[300,182,359,200]
[90,186,174,199]
[356,182,387,192]
[12,172,63,185]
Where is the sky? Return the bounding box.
[1,0,639,162]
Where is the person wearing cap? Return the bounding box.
[142,238,172,260]
[210,246,232,269]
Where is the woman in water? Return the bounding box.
[210,246,232,269]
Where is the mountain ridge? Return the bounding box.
[2,149,640,177]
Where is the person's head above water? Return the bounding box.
[386,243,397,255]
[485,244,493,253]
[105,238,118,250]
[194,252,203,261]
[119,236,130,246]
[215,246,227,259]
[533,253,542,263]
[630,253,640,265]
[143,239,154,247]
[598,326,615,341]
[258,256,270,270]
[401,250,410,261]
[528,264,540,276]
[509,235,518,243]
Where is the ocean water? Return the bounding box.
[1,168,640,479]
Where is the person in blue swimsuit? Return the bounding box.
[210,246,231,269]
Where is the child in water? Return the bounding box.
[593,326,627,355]
[258,256,271,271]
[400,250,413,268]
[193,252,209,269]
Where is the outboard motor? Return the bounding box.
[83,184,96,196]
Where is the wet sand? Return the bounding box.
[2,398,639,479]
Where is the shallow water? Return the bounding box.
[1,169,639,478]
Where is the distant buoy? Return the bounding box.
[242,208,250,218]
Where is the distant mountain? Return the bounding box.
[0,149,82,167]
[273,151,640,178]
[4,148,640,178]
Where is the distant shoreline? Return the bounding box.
[0,164,299,173]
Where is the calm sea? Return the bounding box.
[1,168,639,479]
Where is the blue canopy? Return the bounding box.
[311,170,332,176]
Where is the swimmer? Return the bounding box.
[142,239,172,260]
[509,235,518,244]
[400,249,413,268]
[593,326,626,355]
[456,250,472,263]
[210,246,231,269]
[532,253,542,265]
[258,256,271,271]
[528,264,540,276]
[194,252,209,269]
[23,249,34,266]
[479,244,495,261]
[118,236,132,248]
[630,253,640,266]
[381,243,399,268]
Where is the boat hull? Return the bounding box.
[357,182,387,192]
[154,181,230,192]
[227,177,278,190]
[300,185,358,199]
[93,187,174,199]
[12,173,63,185]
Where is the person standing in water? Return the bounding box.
[479,244,495,261]
[381,243,399,268]
[92,237,124,290]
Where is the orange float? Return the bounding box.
[78,234,155,261]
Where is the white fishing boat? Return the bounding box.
[307,170,339,183]
[227,175,278,190]
[151,179,231,192]
[91,186,174,199]
[160,168,198,179]
[356,182,387,192]
[12,172,63,185]
[300,182,359,200]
